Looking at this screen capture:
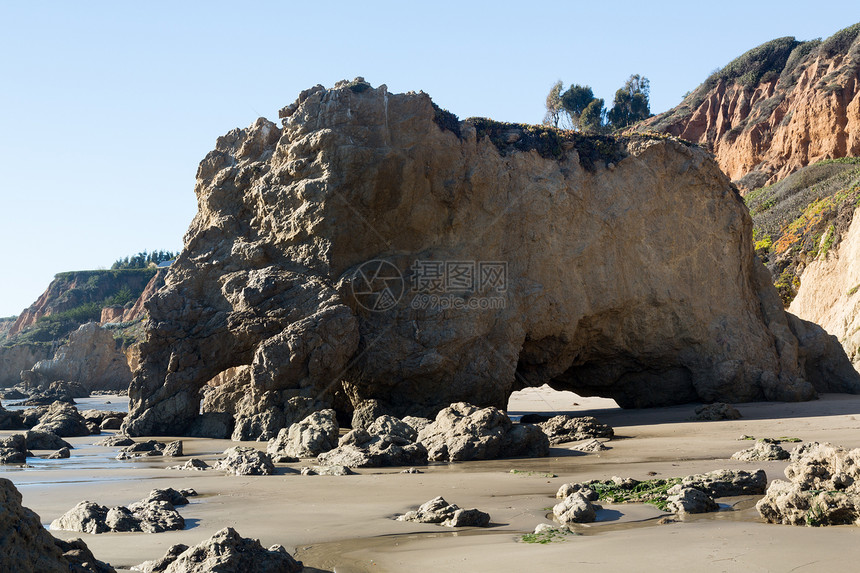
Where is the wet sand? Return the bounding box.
[4,389,860,572]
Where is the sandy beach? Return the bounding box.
[4,388,860,571]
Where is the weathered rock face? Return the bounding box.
[641,25,860,190]
[0,344,53,388]
[23,323,131,392]
[397,496,490,528]
[123,80,860,437]
[0,478,115,573]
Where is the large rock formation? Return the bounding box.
[21,322,132,392]
[0,343,53,388]
[0,477,115,572]
[640,24,860,190]
[122,79,860,437]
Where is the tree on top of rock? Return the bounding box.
[606,74,651,129]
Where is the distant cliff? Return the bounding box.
[640,23,860,190]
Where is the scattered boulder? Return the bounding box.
[317,415,428,468]
[214,447,275,476]
[401,416,431,433]
[416,403,549,462]
[50,488,190,534]
[230,394,329,442]
[265,409,338,460]
[163,441,183,457]
[134,527,302,573]
[12,380,89,406]
[167,458,210,471]
[350,399,386,431]
[732,440,789,461]
[757,443,860,526]
[0,401,24,430]
[665,486,719,514]
[0,388,28,400]
[0,478,115,573]
[24,430,72,451]
[0,434,29,464]
[681,469,767,497]
[553,492,598,524]
[397,496,490,527]
[94,435,135,447]
[99,417,123,430]
[300,465,354,476]
[48,447,70,459]
[693,403,741,421]
[31,403,91,437]
[537,415,614,444]
[571,438,609,453]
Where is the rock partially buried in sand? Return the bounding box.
[398,496,491,528]
[757,442,860,526]
[31,402,91,437]
[95,435,135,447]
[556,483,599,501]
[681,469,767,497]
[317,414,428,468]
[214,446,275,476]
[47,447,70,459]
[265,409,338,460]
[537,415,614,445]
[664,486,719,514]
[50,488,191,534]
[732,440,789,461]
[24,430,72,451]
[0,477,115,573]
[416,403,549,462]
[135,527,302,573]
[553,492,599,524]
[167,458,210,471]
[692,403,742,421]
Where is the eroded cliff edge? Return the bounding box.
[122,81,860,437]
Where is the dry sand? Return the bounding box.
[5,388,860,572]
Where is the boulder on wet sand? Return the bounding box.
[95,435,136,447]
[416,403,549,462]
[162,440,183,457]
[317,414,428,468]
[757,442,860,526]
[556,482,599,501]
[0,478,115,573]
[732,440,789,461]
[214,446,275,476]
[134,527,303,573]
[397,496,490,528]
[681,469,767,497]
[167,458,210,471]
[0,434,29,464]
[553,492,598,524]
[265,409,338,460]
[24,430,72,451]
[48,447,70,459]
[665,486,719,514]
[31,402,91,437]
[50,488,190,534]
[0,401,25,430]
[537,415,614,444]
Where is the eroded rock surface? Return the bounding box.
[31,403,90,437]
[537,415,614,444]
[265,409,338,460]
[50,488,191,534]
[134,527,302,573]
[123,81,859,436]
[397,496,490,527]
[0,478,115,573]
[213,446,275,476]
[732,440,790,461]
[317,414,427,467]
[757,442,860,525]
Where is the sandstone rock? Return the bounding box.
[134,527,302,573]
[32,403,91,437]
[0,402,25,430]
[24,430,72,451]
[556,483,599,501]
[0,433,29,464]
[317,414,428,468]
[640,28,860,189]
[537,415,613,444]
[351,399,386,430]
[732,440,790,461]
[48,447,70,459]
[123,81,860,436]
[553,492,598,524]
[214,446,275,476]
[0,478,115,573]
[571,438,609,453]
[100,417,123,430]
[397,496,490,527]
[23,323,132,392]
[692,403,742,421]
[682,469,768,497]
[265,409,338,459]
[15,380,89,406]
[416,403,548,462]
[665,485,719,514]
[401,416,432,433]
[300,465,354,476]
[0,343,53,388]
[0,388,28,400]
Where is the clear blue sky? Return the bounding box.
[0,1,857,317]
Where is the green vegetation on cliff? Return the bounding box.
[746,157,860,305]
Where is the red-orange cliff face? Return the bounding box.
[641,25,860,191]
